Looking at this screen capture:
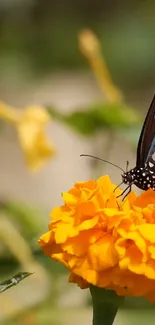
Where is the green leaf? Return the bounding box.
[94,103,140,128]
[47,102,141,136]
[0,272,33,293]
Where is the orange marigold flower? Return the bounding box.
[38,175,155,301]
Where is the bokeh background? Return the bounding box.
[0,1,155,324]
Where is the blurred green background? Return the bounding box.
[1,0,155,90]
[0,1,155,324]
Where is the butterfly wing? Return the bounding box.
[136,95,155,167]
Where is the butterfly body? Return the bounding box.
[122,165,155,191]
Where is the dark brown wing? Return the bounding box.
[136,94,155,167]
[146,143,155,168]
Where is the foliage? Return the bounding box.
[48,102,141,138]
[1,4,155,90]
[0,272,33,293]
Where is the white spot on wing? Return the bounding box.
[149,162,154,168]
[152,152,155,161]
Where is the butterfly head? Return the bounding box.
[122,170,135,186]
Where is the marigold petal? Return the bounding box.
[115,238,126,259]
[75,180,96,190]
[88,236,118,271]
[79,201,96,217]
[62,192,78,205]
[52,252,70,268]
[49,207,73,224]
[142,205,155,224]
[70,257,99,286]
[55,224,79,243]
[124,191,137,207]
[139,224,155,243]
[62,229,103,256]
[135,189,155,208]
[148,246,155,259]
[38,232,63,256]
[39,231,54,245]
[103,208,124,217]
[117,230,146,255]
[69,273,89,289]
[79,216,99,231]
[145,260,155,279]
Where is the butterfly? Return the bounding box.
[120,94,155,198]
[81,94,155,199]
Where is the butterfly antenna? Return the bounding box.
[126,160,129,172]
[80,154,125,173]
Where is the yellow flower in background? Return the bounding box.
[0,102,55,171]
[16,106,55,171]
[39,175,155,302]
[79,29,122,103]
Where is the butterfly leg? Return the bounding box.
[116,200,121,210]
[113,181,124,193]
[122,185,132,200]
[116,185,131,200]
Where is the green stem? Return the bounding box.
[90,285,124,325]
[92,300,117,325]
